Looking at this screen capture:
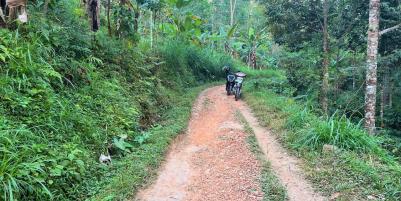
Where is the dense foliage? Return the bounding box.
[262,0,401,136]
[0,0,233,200]
[1,0,401,200]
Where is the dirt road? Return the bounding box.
[135,86,324,201]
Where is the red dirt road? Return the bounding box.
[135,86,325,201]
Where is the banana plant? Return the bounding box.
[223,23,239,54]
[159,8,205,45]
[197,23,238,51]
[232,27,270,69]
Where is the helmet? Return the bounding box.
[222,66,231,72]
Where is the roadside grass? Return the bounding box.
[90,83,218,201]
[243,85,401,200]
[235,111,289,201]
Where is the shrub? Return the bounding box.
[158,40,228,88]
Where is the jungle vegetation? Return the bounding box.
[1,0,401,200]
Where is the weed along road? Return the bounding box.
[135,86,325,201]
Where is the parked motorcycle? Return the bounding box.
[233,72,246,101]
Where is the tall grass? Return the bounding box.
[284,108,378,151]
[0,132,51,200]
[244,80,401,200]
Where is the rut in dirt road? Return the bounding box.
[135,86,325,201]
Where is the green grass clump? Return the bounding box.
[246,88,385,155]
[291,114,384,154]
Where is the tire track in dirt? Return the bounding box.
[135,86,325,201]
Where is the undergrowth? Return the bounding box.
[243,79,401,200]
[0,1,230,200]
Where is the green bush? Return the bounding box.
[158,40,228,88]
[235,66,295,96]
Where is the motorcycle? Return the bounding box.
[233,72,246,101]
[234,77,244,101]
[226,74,236,95]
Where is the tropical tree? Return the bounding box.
[365,0,401,134]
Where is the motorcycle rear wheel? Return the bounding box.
[235,88,241,101]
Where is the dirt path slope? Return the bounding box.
[135,86,325,201]
[237,102,325,201]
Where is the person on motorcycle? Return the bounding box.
[223,66,236,95]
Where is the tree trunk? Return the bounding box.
[0,0,5,10]
[150,10,153,49]
[247,50,251,68]
[154,11,158,45]
[364,0,380,135]
[224,41,230,54]
[107,0,111,36]
[352,51,356,90]
[44,0,51,14]
[0,2,5,28]
[247,1,252,31]
[389,81,393,108]
[380,66,390,128]
[229,0,237,26]
[134,8,140,34]
[383,66,390,107]
[321,0,329,115]
[380,83,384,128]
[250,47,257,69]
[87,0,100,32]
